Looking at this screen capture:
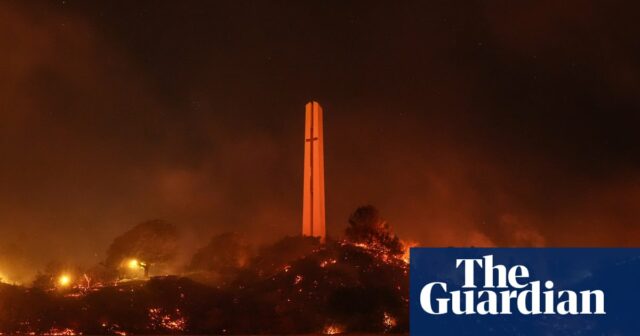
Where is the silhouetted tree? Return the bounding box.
[345,205,404,256]
[105,219,180,273]
[31,261,79,290]
[187,232,252,284]
[240,235,320,279]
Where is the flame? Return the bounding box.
[353,242,369,249]
[148,307,186,331]
[44,328,78,336]
[319,258,337,268]
[343,239,413,267]
[383,311,397,330]
[322,324,344,334]
[401,241,418,264]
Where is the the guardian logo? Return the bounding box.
[420,255,605,315]
[410,248,640,335]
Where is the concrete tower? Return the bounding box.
[302,101,326,242]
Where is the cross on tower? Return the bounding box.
[302,101,326,242]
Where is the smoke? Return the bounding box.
[187,232,252,284]
[1,0,640,283]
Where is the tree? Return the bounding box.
[105,220,180,275]
[345,205,404,256]
[187,232,252,284]
[242,235,320,279]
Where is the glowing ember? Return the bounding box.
[343,239,411,269]
[0,208,411,334]
[319,258,337,267]
[323,324,344,334]
[383,311,397,330]
[44,328,78,336]
[353,242,369,249]
[148,307,186,331]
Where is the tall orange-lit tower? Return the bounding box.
[302,101,326,242]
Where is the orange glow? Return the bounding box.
[323,324,344,334]
[148,307,186,331]
[44,328,77,336]
[401,240,418,264]
[302,101,326,242]
[127,259,141,270]
[319,258,337,268]
[383,311,397,330]
[58,274,72,287]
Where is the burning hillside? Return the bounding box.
[0,206,410,334]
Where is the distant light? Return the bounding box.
[127,259,141,270]
[58,274,72,287]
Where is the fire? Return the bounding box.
[0,216,412,334]
[319,258,337,268]
[44,328,78,336]
[343,239,411,268]
[383,311,397,330]
[401,241,418,264]
[57,274,72,288]
[148,307,186,332]
[353,242,369,249]
[322,324,344,334]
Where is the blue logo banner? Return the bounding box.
[410,248,640,335]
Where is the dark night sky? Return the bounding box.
[1,0,640,282]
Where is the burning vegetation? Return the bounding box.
[0,206,410,334]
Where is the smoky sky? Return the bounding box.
[1,0,640,281]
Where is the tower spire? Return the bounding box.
[302,101,326,242]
